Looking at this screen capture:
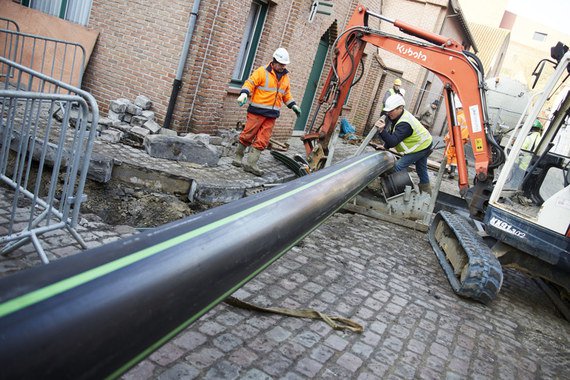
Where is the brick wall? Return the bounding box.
[83,0,191,124]
[82,0,473,140]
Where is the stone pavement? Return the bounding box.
[0,136,568,379]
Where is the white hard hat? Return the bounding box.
[454,94,462,109]
[384,94,406,112]
[273,48,290,65]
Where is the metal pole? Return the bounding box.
[163,0,201,130]
[0,152,394,379]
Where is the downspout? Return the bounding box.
[163,0,201,130]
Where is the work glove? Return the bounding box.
[292,105,301,117]
[237,93,248,107]
[374,115,386,132]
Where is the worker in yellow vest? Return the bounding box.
[376,94,433,194]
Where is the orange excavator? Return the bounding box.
[301,4,570,305]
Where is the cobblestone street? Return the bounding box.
[119,212,568,379]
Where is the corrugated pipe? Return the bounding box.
[164,0,201,130]
[0,152,395,379]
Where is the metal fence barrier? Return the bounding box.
[0,27,86,90]
[0,56,98,263]
[0,17,19,32]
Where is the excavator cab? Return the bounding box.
[430,45,570,305]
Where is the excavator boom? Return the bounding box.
[303,4,498,210]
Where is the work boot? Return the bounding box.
[232,143,246,167]
[418,183,432,196]
[448,165,456,179]
[243,148,263,176]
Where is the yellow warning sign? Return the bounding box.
[475,138,484,152]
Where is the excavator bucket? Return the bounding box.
[428,211,503,304]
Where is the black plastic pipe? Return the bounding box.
[0,151,394,379]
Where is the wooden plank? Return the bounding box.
[0,0,99,88]
[342,202,429,232]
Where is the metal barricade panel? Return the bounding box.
[0,57,98,263]
[0,28,86,90]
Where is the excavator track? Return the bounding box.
[428,211,503,304]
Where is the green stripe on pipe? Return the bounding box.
[0,153,380,318]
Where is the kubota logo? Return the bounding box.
[396,44,427,61]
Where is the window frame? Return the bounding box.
[22,0,92,26]
[230,0,268,87]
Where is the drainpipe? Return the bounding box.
[163,0,201,130]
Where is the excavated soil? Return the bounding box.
[80,179,211,228]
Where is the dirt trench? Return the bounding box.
[80,179,211,228]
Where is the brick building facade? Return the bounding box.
[67,1,475,140]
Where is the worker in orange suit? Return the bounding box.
[233,48,301,176]
[444,97,469,179]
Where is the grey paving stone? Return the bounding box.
[336,352,363,372]
[256,351,293,376]
[212,333,243,353]
[265,326,291,343]
[294,357,323,378]
[228,347,258,367]
[156,363,199,380]
[202,360,239,380]
[149,342,186,366]
[240,368,272,380]
[185,347,224,369]
[173,331,208,351]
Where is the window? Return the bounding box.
[533,31,547,42]
[231,0,268,86]
[21,0,92,26]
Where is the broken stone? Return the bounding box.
[135,95,152,110]
[190,182,246,204]
[126,103,143,116]
[114,123,133,133]
[183,133,210,145]
[159,128,177,136]
[209,136,223,145]
[98,117,120,128]
[144,135,219,166]
[142,119,161,134]
[122,126,151,148]
[130,115,147,127]
[99,128,124,143]
[86,152,114,183]
[123,114,132,123]
[215,129,240,157]
[109,98,130,113]
[141,110,155,121]
[108,110,124,121]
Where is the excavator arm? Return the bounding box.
[303,5,502,216]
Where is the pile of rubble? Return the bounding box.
[98,95,172,147]
[97,95,239,166]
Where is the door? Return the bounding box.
[294,33,329,132]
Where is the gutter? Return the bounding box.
[163,0,201,130]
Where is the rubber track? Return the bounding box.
[428,210,503,304]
